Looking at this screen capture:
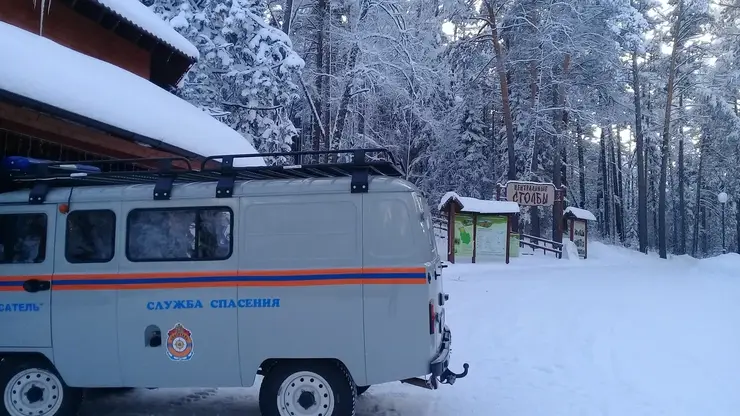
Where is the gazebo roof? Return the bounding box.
[564,206,597,221]
[439,192,520,214]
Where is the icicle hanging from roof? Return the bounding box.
[30,0,52,35]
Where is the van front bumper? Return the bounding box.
[429,325,469,388]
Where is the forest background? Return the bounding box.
[144,0,740,258]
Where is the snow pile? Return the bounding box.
[94,0,199,59]
[439,191,520,214]
[0,22,264,167]
[693,251,740,275]
[560,240,581,260]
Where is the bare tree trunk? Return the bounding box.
[616,127,625,236]
[597,172,603,234]
[529,61,541,237]
[600,128,610,238]
[692,133,704,257]
[632,51,648,253]
[330,45,361,151]
[736,197,740,254]
[484,0,517,181]
[678,93,687,254]
[701,205,708,255]
[551,55,571,242]
[320,0,331,156]
[281,0,294,34]
[670,160,678,252]
[312,0,328,157]
[658,2,682,258]
[610,129,624,242]
[577,120,586,208]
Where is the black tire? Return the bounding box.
[0,357,82,416]
[355,385,370,396]
[259,360,356,416]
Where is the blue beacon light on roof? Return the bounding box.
[1,156,101,174]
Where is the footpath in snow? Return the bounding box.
[81,242,740,416]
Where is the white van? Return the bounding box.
[0,149,468,416]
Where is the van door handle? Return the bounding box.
[23,279,51,293]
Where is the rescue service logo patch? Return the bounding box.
[166,323,194,362]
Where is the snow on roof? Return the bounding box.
[565,207,597,221]
[0,22,264,167]
[439,192,520,214]
[94,0,199,60]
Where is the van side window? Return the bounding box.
[65,210,116,263]
[370,199,414,259]
[0,213,47,264]
[126,207,232,262]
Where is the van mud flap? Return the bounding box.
[401,326,469,390]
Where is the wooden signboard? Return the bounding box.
[505,181,556,206]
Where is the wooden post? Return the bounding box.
[557,185,567,243]
[472,213,478,263]
[569,218,575,242]
[447,205,456,263]
[505,214,511,264]
[584,221,589,259]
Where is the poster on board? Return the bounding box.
[454,214,474,261]
[572,220,586,258]
[475,215,508,261]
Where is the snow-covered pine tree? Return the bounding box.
[213,0,305,163]
[146,0,305,163]
[144,1,223,118]
[457,108,491,199]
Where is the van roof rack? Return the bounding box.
[0,148,405,204]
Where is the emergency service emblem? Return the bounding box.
[166,323,194,361]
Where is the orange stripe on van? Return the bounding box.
[35,267,429,291]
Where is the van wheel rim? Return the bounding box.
[3,368,64,416]
[277,371,335,416]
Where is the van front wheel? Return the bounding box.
[1,359,81,416]
[259,360,356,416]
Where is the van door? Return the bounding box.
[116,201,241,388]
[236,194,367,387]
[0,206,56,348]
[361,192,433,385]
[51,202,122,387]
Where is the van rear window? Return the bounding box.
[66,210,116,264]
[126,207,233,262]
[0,213,47,264]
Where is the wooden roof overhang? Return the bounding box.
[0,89,215,170]
[57,0,195,90]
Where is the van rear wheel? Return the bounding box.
[259,360,356,416]
[1,358,81,416]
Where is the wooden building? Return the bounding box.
[0,0,262,169]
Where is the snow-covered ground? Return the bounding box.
[80,243,740,415]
